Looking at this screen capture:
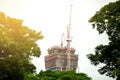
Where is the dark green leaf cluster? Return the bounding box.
[89,0,120,42]
[0,12,43,80]
[88,0,120,80]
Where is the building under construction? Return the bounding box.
[45,45,78,71]
[44,4,78,71]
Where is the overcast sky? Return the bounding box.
[0,0,117,80]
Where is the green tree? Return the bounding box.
[24,73,40,80]
[87,0,120,80]
[38,70,92,80]
[0,12,43,80]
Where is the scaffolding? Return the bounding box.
[45,46,78,71]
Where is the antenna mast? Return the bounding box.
[61,33,64,47]
[66,4,73,70]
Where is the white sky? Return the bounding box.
[0,0,117,80]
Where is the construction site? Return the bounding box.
[44,4,78,71]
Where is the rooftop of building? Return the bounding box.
[47,45,76,54]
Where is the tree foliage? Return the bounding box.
[0,12,43,80]
[87,0,120,80]
[37,70,92,80]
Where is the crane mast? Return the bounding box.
[66,4,72,70]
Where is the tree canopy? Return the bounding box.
[37,70,92,80]
[0,12,43,80]
[87,0,120,80]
